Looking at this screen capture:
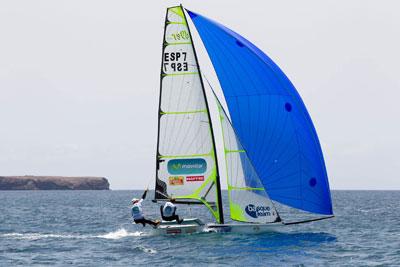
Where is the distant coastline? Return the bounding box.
[0,176,110,190]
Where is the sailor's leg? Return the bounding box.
[173,215,183,224]
[142,218,158,226]
[134,218,146,227]
[160,205,165,220]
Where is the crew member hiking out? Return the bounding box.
[160,199,183,224]
[131,189,160,227]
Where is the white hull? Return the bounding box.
[151,218,205,235]
[206,222,284,234]
[151,218,284,235]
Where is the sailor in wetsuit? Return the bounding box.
[160,199,183,224]
[131,189,160,227]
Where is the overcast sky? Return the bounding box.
[1,0,399,190]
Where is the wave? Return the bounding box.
[358,207,386,213]
[1,228,144,241]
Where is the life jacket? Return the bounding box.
[131,200,144,220]
[162,202,176,217]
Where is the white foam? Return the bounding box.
[96,228,143,240]
[1,228,144,241]
[1,232,86,240]
[138,246,157,254]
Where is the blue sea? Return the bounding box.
[0,190,399,266]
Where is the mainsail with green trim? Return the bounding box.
[154,6,223,223]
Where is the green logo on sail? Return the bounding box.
[167,158,207,175]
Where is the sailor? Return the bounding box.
[160,198,183,224]
[131,189,160,227]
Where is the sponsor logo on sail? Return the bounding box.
[169,176,184,186]
[186,176,204,182]
[167,158,207,175]
[245,204,271,218]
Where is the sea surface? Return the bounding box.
[0,190,399,266]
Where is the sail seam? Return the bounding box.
[161,109,206,115]
[225,149,245,153]
[167,22,186,25]
[228,186,265,191]
[166,42,192,45]
[162,72,199,76]
[159,153,211,159]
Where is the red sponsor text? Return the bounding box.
[186,176,204,182]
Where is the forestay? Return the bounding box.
[155,6,222,223]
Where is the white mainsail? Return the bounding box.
[155,6,222,223]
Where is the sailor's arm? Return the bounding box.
[140,189,148,202]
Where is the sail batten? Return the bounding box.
[188,10,333,215]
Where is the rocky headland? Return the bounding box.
[0,176,110,190]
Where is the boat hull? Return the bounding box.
[152,218,205,235]
[206,222,284,234]
[151,218,284,235]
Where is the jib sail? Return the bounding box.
[216,96,278,223]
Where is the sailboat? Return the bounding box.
[152,5,333,234]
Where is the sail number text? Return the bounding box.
[163,52,189,72]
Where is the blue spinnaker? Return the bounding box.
[187,10,333,215]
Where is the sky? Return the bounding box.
[0,0,399,190]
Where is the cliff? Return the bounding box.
[0,176,110,190]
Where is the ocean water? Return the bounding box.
[0,190,399,266]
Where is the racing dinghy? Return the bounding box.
[151,5,333,235]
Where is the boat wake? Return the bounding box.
[1,228,144,241]
[96,228,143,239]
[1,232,85,240]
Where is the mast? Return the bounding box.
[154,8,169,201]
[181,5,224,224]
